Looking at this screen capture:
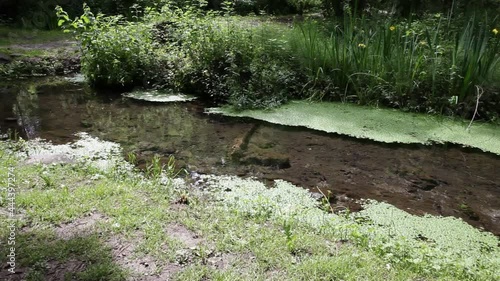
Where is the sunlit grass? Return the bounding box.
[0,25,70,46]
[1,117,498,280]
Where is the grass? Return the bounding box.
[0,136,498,280]
[10,230,126,281]
[0,47,49,57]
[0,25,70,46]
[0,25,78,78]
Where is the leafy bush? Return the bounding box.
[56,4,159,88]
[57,3,302,108]
[227,57,300,109]
[1,0,169,28]
[177,18,302,108]
[59,2,500,116]
[287,0,322,15]
[227,0,307,15]
[232,0,258,15]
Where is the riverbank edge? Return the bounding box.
[0,135,498,280]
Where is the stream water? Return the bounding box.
[1,78,499,235]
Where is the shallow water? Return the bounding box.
[1,78,499,235]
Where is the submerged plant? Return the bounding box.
[146,154,163,179]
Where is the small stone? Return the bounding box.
[311,192,323,201]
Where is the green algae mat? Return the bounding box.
[123,89,197,103]
[207,101,500,155]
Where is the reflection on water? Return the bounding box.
[1,78,499,235]
[13,88,41,139]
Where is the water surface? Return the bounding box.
[1,79,499,235]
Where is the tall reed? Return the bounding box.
[288,13,500,113]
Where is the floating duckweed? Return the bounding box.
[21,132,133,172]
[207,101,500,155]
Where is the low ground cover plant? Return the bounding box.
[0,138,498,280]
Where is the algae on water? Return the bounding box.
[123,89,197,103]
[21,132,131,172]
[64,73,86,83]
[207,101,500,155]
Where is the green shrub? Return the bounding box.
[286,0,322,15]
[58,2,500,116]
[227,51,301,109]
[57,3,302,108]
[56,4,159,88]
[232,0,258,15]
[183,20,301,107]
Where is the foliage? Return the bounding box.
[271,0,321,15]
[206,0,321,16]
[58,2,303,107]
[320,0,500,18]
[451,16,500,103]
[0,0,167,28]
[288,14,500,118]
[0,0,74,29]
[56,4,158,88]
[58,2,500,115]
[168,10,303,108]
